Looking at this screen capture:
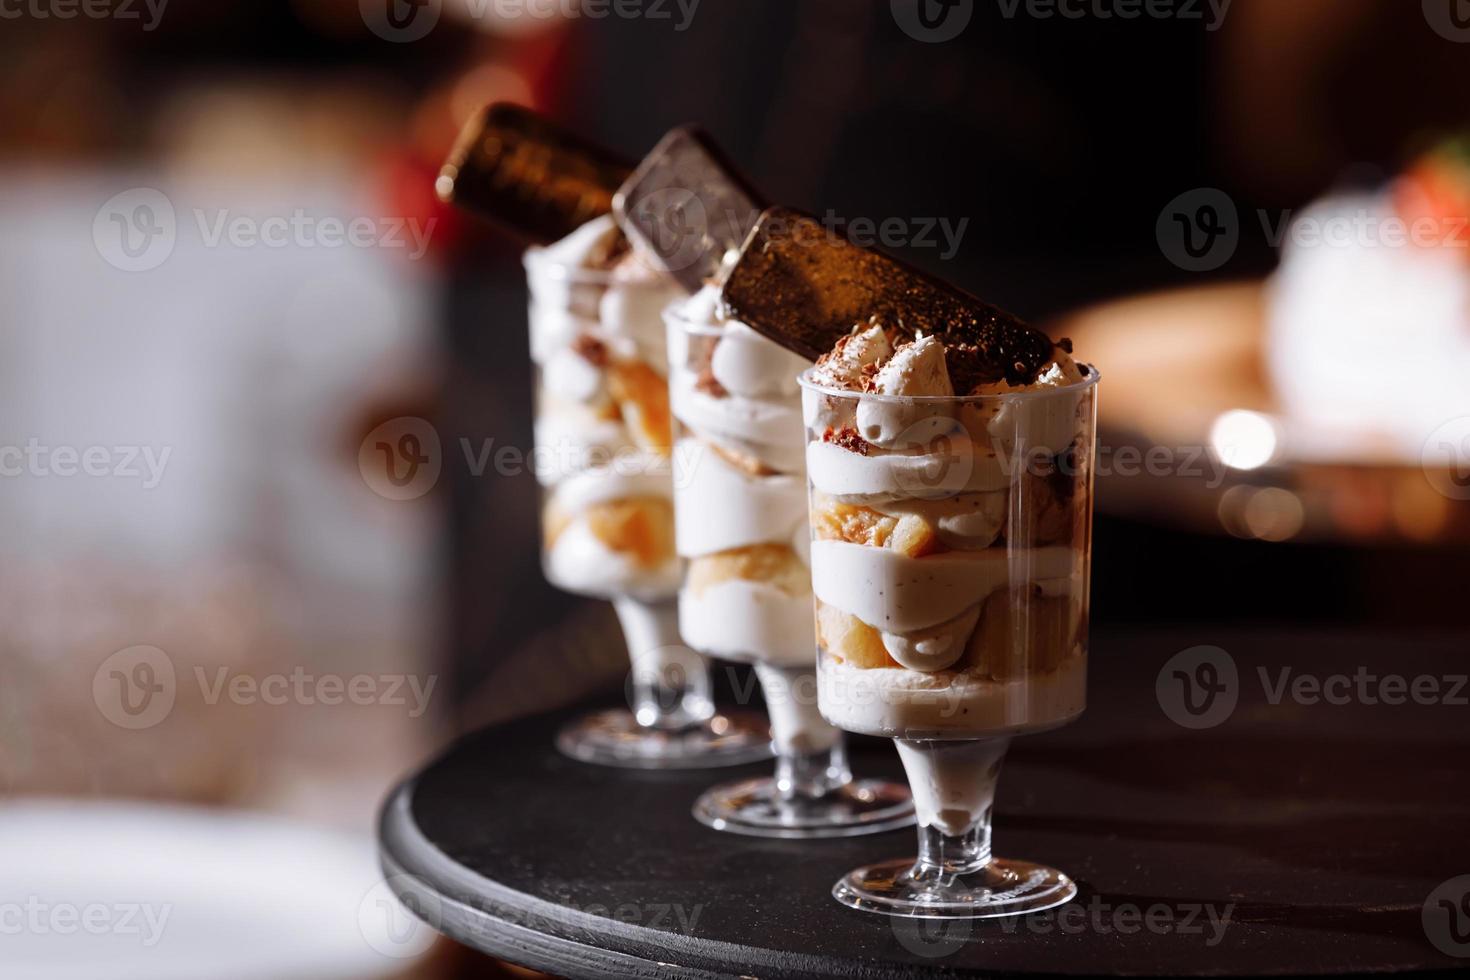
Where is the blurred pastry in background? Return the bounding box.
[1267,131,1470,462]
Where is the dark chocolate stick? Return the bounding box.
[720,207,1054,385]
[613,126,766,293]
[436,103,634,246]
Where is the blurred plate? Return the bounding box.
[1049,282,1470,545]
[0,800,430,980]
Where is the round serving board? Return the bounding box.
[380,628,1470,978]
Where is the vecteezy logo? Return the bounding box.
[891,0,973,42]
[1421,417,1470,500]
[888,416,976,500]
[630,188,709,274]
[93,188,177,272]
[1423,876,1470,957]
[891,915,973,957]
[1156,188,1239,272]
[93,645,177,730]
[360,0,441,43]
[358,417,442,501]
[359,875,441,959]
[1423,0,1470,42]
[624,643,700,723]
[1156,645,1238,730]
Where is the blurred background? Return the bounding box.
[0,0,1466,976]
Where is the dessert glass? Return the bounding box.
[665,305,914,837]
[800,367,1098,916]
[526,243,770,769]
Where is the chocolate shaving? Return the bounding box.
[586,228,632,271]
[437,103,633,246]
[570,334,609,367]
[824,426,871,456]
[614,126,766,293]
[687,332,728,397]
[693,367,728,398]
[721,207,1054,386]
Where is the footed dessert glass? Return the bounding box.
[665,302,913,836]
[800,367,1098,916]
[526,239,769,769]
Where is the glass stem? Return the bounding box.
[895,737,1010,878]
[613,597,713,731]
[754,663,848,802]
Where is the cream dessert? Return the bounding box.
[440,104,771,769]
[667,284,828,752]
[667,286,915,837]
[529,213,685,601]
[804,322,1095,740]
[618,137,910,833]
[719,204,1094,915]
[802,323,1098,915]
[530,215,739,745]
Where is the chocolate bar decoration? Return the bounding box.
[720,207,1054,385]
[436,103,634,246]
[614,126,766,293]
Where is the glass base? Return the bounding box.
[832,856,1077,919]
[555,708,771,770]
[693,777,915,839]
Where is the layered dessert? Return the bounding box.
[529,213,685,600]
[665,284,830,752]
[715,203,1092,911]
[439,103,771,767]
[803,322,1096,739]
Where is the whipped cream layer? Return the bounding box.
[548,465,672,514]
[526,215,680,372]
[671,386,805,473]
[805,433,1012,504]
[532,411,635,485]
[967,355,1089,457]
[528,214,682,600]
[673,437,804,556]
[668,285,818,678]
[819,654,1087,739]
[545,520,682,601]
[811,540,1077,635]
[679,578,816,668]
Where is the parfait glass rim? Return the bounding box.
[796,365,1100,404]
[661,304,731,337]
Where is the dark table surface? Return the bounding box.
[379,628,1470,978]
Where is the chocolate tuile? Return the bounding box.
[721,207,1055,386]
[613,126,767,293]
[437,103,634,246]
